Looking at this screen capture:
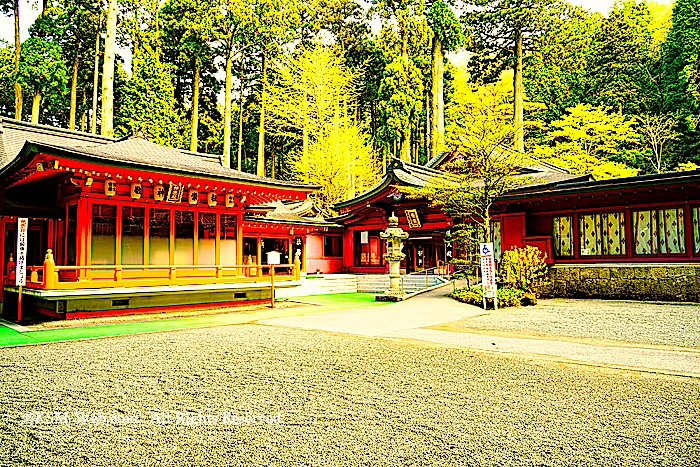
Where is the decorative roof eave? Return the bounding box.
[333,173,401,210]
[497,170,700,202]
[3,141,320,192]
[243,215,342,228]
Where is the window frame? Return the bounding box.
[632,206,687,258]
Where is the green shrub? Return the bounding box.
[452,285,524,309]
[499,245,549,294]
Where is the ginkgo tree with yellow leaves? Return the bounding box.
[267,45,381,215]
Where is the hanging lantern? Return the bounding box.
[153,183,166,202]
[225,193,235,208]
[130,181,143,200]
[188,188,199,205]
[208,191,218,207]
[105,178,117,197]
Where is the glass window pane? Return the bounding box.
[553,216,573,257]
[220,214,237,265]
[91,204,116,265]
[198,212,216,265]
[149,208,170,265]
[175,210,194,265]
[579,214,600,256]
[633,208,685,255]
[601,212,625,255]
[579,212,625,256]
[693,207,700,254]
[658,208,685,254]
[121,206,144,265]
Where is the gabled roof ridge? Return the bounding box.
[0,117,116,144]
[16,140,320,189]
[399,159,448,177]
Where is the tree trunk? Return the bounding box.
[256,53,266,177]
[271,143,276,179]
[91,16,101,134]
[31,89,41,123]
[302,125,308,165]
[430,36,445,161]
[101,0,117,136]
[223,52,233,167]
[513,28,524,154]
[425,92,430,163]
[69,53,79,130]
[14,0,22,120]
[401,130,410,161]
[189,59,200,152]
[237,63,244,171]
[80,92,87,132]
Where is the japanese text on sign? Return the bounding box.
[405,209,421,229]
[479,242,497,299]
[16,218,28,286]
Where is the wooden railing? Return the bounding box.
[6,249,301,291]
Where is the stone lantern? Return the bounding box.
[376,212,409,301]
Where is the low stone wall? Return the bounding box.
[542,264,700,302]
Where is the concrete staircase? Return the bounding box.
[276,273,448,298]
[276,274,358,298]
[357,274,446,294]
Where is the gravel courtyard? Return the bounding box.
[434,298,700,349]
[0,324,698,466]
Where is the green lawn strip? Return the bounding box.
[0,326,38,346]
[0,293,389,347]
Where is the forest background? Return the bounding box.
[0,0,699,213]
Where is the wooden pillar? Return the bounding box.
[76,198,89,278]
[143,207,150,265]
[0,218,5,305]
[169,208,175,265]
[256,235,262,278]
[193,211,199,266]
[215,212,221,265]
[115,205,122,266]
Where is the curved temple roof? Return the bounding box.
[0,117,319,191]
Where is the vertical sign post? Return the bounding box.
[445,230,453,275]
[479,242,497,310]
[16,218,28,322]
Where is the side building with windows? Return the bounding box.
[494,170,700,301]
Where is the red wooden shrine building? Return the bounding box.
[0,118,332,320]
[3,117,700,321]
[329,154,589,274]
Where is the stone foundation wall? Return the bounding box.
[542,264,700,302]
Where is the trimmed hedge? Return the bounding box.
[452,286,525,309]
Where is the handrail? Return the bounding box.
[49,263,295,270]
[10,249,302,291]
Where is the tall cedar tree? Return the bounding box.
[426,0,463,160]
[463,0,563,153]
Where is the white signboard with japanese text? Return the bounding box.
[479,242,497,300]
[16,218,28,287]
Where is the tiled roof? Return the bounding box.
[245,200,340,227]
[0,117,114,167]
[0,118,318,190]
[334,157,588,210]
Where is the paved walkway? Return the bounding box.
[262,287,700,378]
[262,286,484,337]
